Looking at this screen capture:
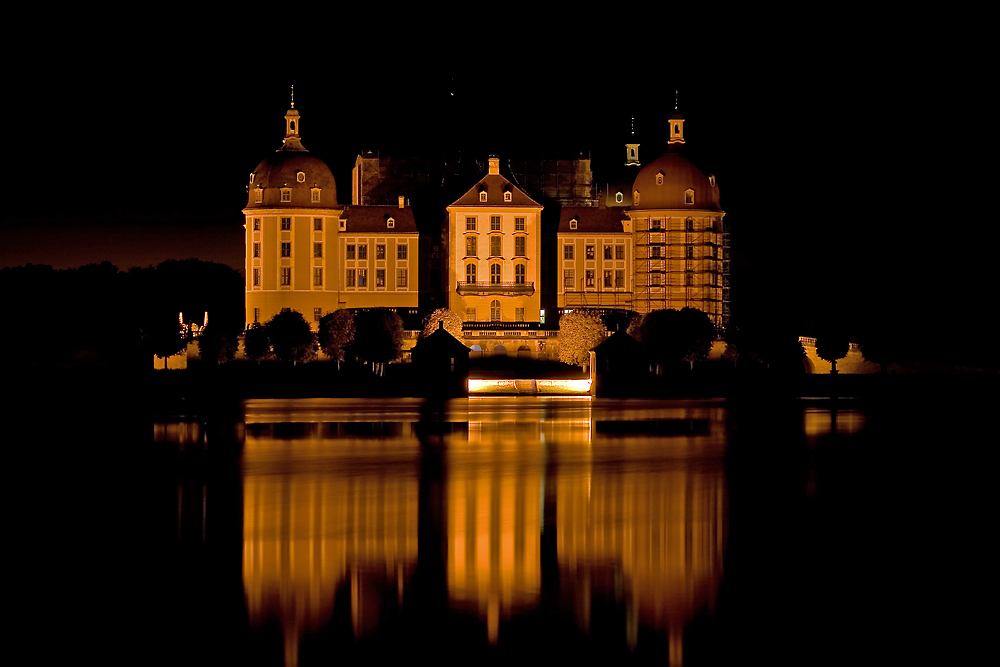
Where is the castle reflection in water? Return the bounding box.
[160,398,731,666]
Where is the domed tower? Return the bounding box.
[627,105,727,328]
[244,98,343,329]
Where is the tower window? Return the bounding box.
[253,268,260,286]
[656,172,663,185]
[314,218,322,231]
[358,244,367,260]
[615,245,625,260]
[634,191,640,205]
[563,245,573,260]
[253,243,260,258]
[313,268,322,286]
[376,244,385,260]
[685,189,694,205]
[604,270,613,288]
[296,171,305,183]
[254,188,263,203]
[397,244,408,260]
[346,269,355,287]
[686,218,694,232]
[604,245,612,260]
[311,188,321,203]
[397,269,408,287]
[615,192,623,204]
[357,269,367,287]
[314,243,322,258]
[281,217,291,230]
[346,244,355,259]
[586,245,595,260]
[376,269,385,287]
[253,218,261,231]
[281,188,291,202]
[249,173,254,184]
[686,245,694,259]
[586,270,595,288]
[281,268,291,286]
[709,175,716,187]
[281,242,290,257]
[314,307,322,321]
[563,269,574,289]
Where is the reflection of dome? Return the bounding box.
[631,150,720,211]
[246,108,338,208]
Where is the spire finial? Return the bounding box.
[674,89,678,111]
[631,114,634,136]
[290,85,295,109]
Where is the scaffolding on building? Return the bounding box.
[633,215,726,329]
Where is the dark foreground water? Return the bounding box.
[12,392,993,666]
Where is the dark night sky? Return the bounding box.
[1,19,991,340]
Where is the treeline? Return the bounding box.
[1,260,244,370]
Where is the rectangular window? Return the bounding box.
[615,245,625,260]
[376,269,385,287]
[254,307,259,323]
[491,215,501,231]
[397,268,407,287]
[515,308,524,322]
[490,235,502,257]
[466,308,477,321]
[686,245,694,259]
[514,236,526,257]
[346,269,355,287]
[253,243,260,258]
[358,269,367,287]
[604,270,613,288]
[253,268,260,286]
[346,244,355,259]
[314,243,322,258]
[651,273,662,286]
[686,218,694,231]
[281,268,291,286]
[515,217,525,231]
[376,244,385,260]
[466,236,477,256]
[281,190,291,202]
[281,242,291,257]
[311,190,320,203]
[314,307,322,321]
[358,244,367,260]
[564,269,574,289]
[650,246,661,258]
[255,190,262,203]
[253,218,261,231]
[685,271,694,285]
[586,270,595,287]
[281,217,291,230]
[564,244,573,260]
[397,244,408,260]
[604,245,612,260]
[313,267,322,286]
[314,218,323,231]
[650,218,661,230]
[615,269,625,288]
[586,245,595,260]
[466,216,476,231]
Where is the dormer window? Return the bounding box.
[249,173,254,184]
[634,191,640,205]
[569,217,578,230]
[656,172,664,185]
[281,188,291,202]
[311,188,321,203]
[709,175,716,187]
[254,187,263,203]
[296,171,306,183]
[387,217,395,229]
[615,192,623,204]
[685,189,694,205]
[339,219,346,231]
[504,191,512,202]
[480,190,487,203]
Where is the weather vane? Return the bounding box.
[674,89,679,111]
[631,115,634,136]
[291,85,295,109]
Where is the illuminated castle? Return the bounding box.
[244,98,728,335]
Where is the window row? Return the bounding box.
[465,216,527,231]
[646,273,718,286]
[252,188,323,203]
[465,263,527,285]
[646,246,720,259]
[647,218,720,232]
[251,218,327,231]
[563,269,626,289]
[564,244,626,260]
[345,269,408,288]
[465,303,525,322]
[345,244,408,260]
[465,235,527,257]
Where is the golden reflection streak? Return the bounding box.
[242,425,420,666]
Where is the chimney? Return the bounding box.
[488,157,499,175]
[398,195,405,209]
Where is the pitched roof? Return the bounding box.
[448,173,541,208]
[340,205,418,233]
[558,206,630,234]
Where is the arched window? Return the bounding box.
[514,264,525,285]
[490,300,501,321]
[490,263,501,285]
[466,263,477,284]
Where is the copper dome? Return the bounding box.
[630,150,720,211]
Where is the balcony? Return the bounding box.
[456,281,535,296]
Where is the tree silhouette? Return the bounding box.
[266,310,317,365]
[147,311,186,369]
[352,309,404,375]
[243,323,271,363]
[319,310,356,368]
[420,308,463,340]
[636,308,716,370]
[816,328,850,374]
[197,324,237,366]
[558,310,607,368]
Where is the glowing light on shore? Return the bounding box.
[468,378,592,395]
